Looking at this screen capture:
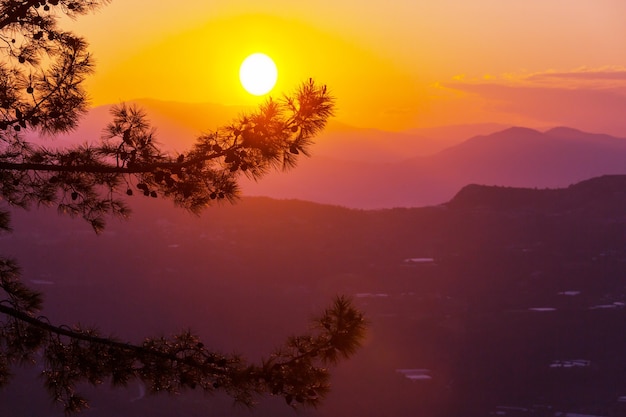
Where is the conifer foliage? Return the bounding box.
[0,0,365,413]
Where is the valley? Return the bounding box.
[3,176,626,416]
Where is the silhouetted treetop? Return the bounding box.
[1,0,105,134]
[1,80,334,231]
[1,1,364,414]
[1,1,334,231]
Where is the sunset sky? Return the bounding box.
[63,1,626,134]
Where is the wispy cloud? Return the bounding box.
[445,67,626,88]
[522,67,626,90]
[527,70,626,82]
[439,67,626,135]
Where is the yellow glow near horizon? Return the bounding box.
[85,14,423,129]
[239,53,278,95]
[61,2,626,132]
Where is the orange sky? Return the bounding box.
[63,1,626,134]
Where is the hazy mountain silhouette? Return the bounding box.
[426,126,626,185]
[57,100,495,157]
[42,100,501,165]
[310,121,502,162]
[405,122,511,143]
[243,126,626,208]
[30,100,626,209]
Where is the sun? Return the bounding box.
[239,53,278,96]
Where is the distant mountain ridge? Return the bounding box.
[243,126,626,208]
[28,98,626,209]
[46,99,493,158]
[447,174,626,212]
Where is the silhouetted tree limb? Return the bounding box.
[1,81,334,231]
[0,280,365,413]
[0,0,365,413]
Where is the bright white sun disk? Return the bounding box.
[239,53,278,96]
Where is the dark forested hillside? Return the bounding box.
[3,175,626,416]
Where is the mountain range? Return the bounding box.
[242,125,626,208]
[44,99,626,209]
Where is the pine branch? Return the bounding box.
[0,296,365,412]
